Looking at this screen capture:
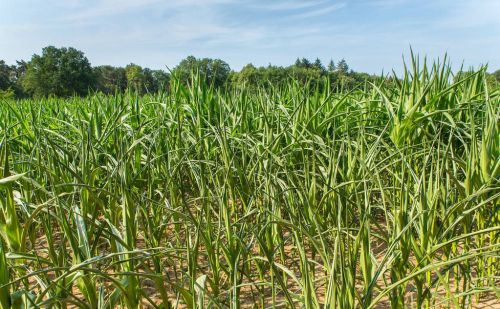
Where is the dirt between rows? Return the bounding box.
[22,222,499,309]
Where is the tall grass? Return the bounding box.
[0,58,498,308]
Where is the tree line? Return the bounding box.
[0,47,171,98]
[1,46,499,99]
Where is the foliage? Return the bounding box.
[494,69,500,82]
[336,58,349,74]
[93,65,128,94]
[22,46,94,97]
[0,61,12,91]
[173,55,231,88]
[125,63,145,92]
[143,68,170,93]
[0,88,15,100]
[0,57,498,308]
[94,65,169,95]
[1,47,498,99]
[231,58,375,92]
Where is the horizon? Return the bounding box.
[1,0,499,75]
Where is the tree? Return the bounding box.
[327,60,336,72]
[0,60,14,99]
[336,59,349,74]
[208,59,231,88]
[0,60,28,98]
[94,65,127,94]
[142,68,170,93]
[301,58,312,69]
[494,69,500,82]
[94,65,168,94]
[313,58,326,74]
[262,65,289,86]
[151,70,170,92]
[23,46,94,97]
[11,61,28,98]
[14,61,27,78]
[289,65,323,89]
[233,64,260,88]
[0,60,13,90]
[125,63,145,92]
[173,56,231,88]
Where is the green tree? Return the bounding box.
[125,63,145,92]
[23,46,94,97]
[93,65,127,94]
[301,58,312,69]
[327,60,336,72]
[0,60,13,91]
[494,69,500,82]
[0,60,28,98]
[289,65,323,89]
[313,58,326,74]
[336,59,349,74]
[174,56,231,88]
[151,70,170,92]
[232,64,260,88]
[143,68,170,93]
[142,68,155,93]
[12,61,28,97]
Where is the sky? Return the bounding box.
[1,0,499,74]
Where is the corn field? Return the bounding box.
[0,58,499,308]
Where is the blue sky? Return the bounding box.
[1,0,499,74]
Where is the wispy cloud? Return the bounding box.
[292,2,346,18]
[248,0,329,11]
[60,0,164,22]
[1,0,498,73]
[365,0,409,7]
[61,0,236,22]
[57,0,348,50]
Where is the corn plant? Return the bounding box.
[0,56,498,309]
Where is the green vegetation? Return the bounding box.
[0,55,499,308]
[0,46,393,99]
[2,46,499,100]
[173,56,231,89]
[22,46,94,97]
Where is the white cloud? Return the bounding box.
[292,2,346,18]
[365,0,409,7]
[249,0,329,11]
[56,0,347,50]
[1,0,498,73]
[61,0,236,22]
